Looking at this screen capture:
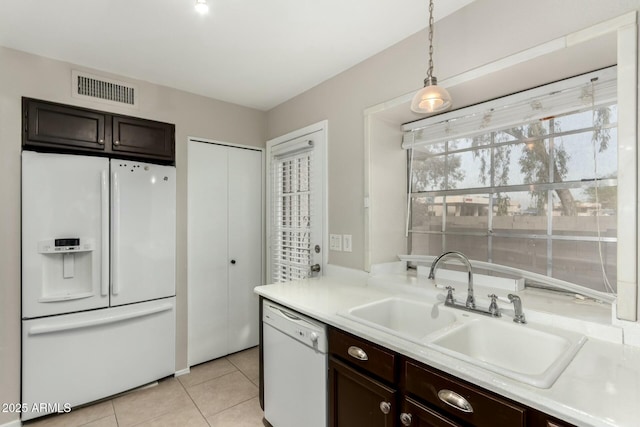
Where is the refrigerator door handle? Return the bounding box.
[27,303,173,335]
[111,170,121,296]
[101,170,109,296]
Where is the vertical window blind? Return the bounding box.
[270,141,314,283]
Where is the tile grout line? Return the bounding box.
[111,400,121,427]
[119,378,200,427]
[222,351,264,424]
[181,365,256,423]
[191,351,261,424]
[225,347,260,383]
[178,375,213,426]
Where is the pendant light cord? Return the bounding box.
[427,0,435,80]
[590,78,615,294]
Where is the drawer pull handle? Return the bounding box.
[400,412,413,426]
[347,346,368,361]
[379,401,391,415]
[437,389,473,413]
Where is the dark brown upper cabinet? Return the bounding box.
[23,98,108,151]
[22,97,175,163]
[112,115,174,161]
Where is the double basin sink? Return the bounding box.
[339,296,586,388]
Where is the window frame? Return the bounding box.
[403,67,624,298]
[407,105,618,288]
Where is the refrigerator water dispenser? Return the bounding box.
[36,237,96,302]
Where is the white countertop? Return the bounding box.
[255,272,640,427]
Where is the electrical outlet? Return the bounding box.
[343,234,352,252]
[330,234,342,251]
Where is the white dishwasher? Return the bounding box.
[263,300,327,427]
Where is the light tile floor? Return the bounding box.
[25,347,264,427]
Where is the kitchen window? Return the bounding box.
[403,67,618,294]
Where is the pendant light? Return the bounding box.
[195,0,209,14]
[410,0,452,114]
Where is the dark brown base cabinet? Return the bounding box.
[329,357,397,427]
[328,326,575,427]
[23,97,175,163]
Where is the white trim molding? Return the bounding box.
[174,367,190,377]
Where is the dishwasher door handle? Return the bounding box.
[267,304,302,320]
[276,307,302,321]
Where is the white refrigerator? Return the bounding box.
[21,151,176,421]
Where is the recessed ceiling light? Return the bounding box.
[195,0,209,14]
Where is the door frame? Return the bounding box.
[265,120,328,282]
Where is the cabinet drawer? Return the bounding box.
[404,360,525,427]
[329,327,396,383]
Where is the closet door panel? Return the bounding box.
[227,148,263,354]
[188,142,230,365]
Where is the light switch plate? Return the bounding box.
[330,234,342,251]
[343,234,352,252]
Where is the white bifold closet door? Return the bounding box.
[188,140,263,366]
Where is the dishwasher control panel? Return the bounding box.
[262,300,328,352]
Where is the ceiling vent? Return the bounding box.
[71,70,138,108]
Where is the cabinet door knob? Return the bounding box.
[347,346,368,361]
[114,140,120,146]
[400,412,413,426]
[99,139,104,144]
[379,401,391,415]
[437,389,474,413]
[230,259,236,265]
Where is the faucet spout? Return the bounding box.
[429,251,475,309]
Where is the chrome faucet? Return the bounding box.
[429,251,475,309]
[429,251,502,318]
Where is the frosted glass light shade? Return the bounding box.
[411,79,452,113]
[195,0,209,14]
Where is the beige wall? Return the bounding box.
[266,0,640,271]
[0,46,266,425]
